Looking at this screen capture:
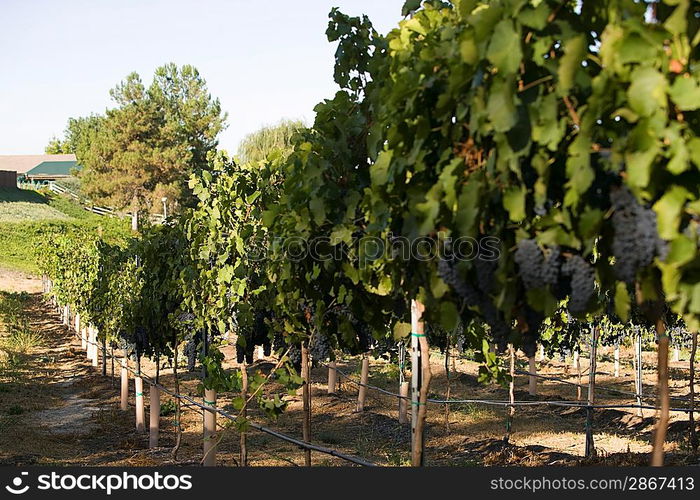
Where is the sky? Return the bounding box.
[0,0,405,155]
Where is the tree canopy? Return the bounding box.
[48,64,227,213]
[236,119,305,165]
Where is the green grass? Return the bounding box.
[0,188,130,273]
[0,188,70,222]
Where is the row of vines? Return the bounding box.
[38,0,700,466]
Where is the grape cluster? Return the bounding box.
[514,239,545,290]
[134,325,150,355]
[309,329,332,364]
[437,257,480,305]
[235,310,272,364]
[183,330,201,371]
[287,344,302,372]
[437,255,510,351]
[561,255,595,315]
[541,246,561,287]
[333,305,374,353]
[474,256,496,294]
[610,187,667,283]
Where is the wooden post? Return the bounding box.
[690,332,698,453]
[120,357,129,411]
[614,343,620,378]
[327,361,337,394]
[149,385,160,448]
[356,356,369,411]
[131,211,139,232]
[538,344,545,362]
[301,344,311,466]
[81,326,87,350]
[86,327,93,361]
[254,345,265,361]
[75,312,80,335]
[505,344,515,442]
[410,299,431,467]
[63,305,69,326]
[91,328,99,368]
[673,346,680,363]
[585,325,598,458]
[240,361,248,467]
[399,381,409,424]
[135,373,145,432]
[574,348,582,401]
[528,355,537,396]
[635,329,644,418]
[651,318,669,466]
[101,336,107,376]
[203,389,217,466]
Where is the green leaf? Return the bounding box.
[402,0,422,17]
[669,76,700,111]
[487,79,517,132]
[393,322,411,340]
[618,33,658,65]
[460,34,478,65]
[687,137,700,168]
[628,67,668,117]
[518,2,549,30]
[503,185,526,222]
[370,150,393,187]
[486,20,522,75]
[665,235,695,267]
[614,282,630,323]
[456,180,481,237]
[664,0,689,36]
[439,301,459,331]
[625,146,659,189]
[653,185,690,239]
[309,197,325,225]
[330,226,353,246]
[557,35,586,95]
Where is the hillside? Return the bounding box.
[0,188,71,222]
[0,188,130,274]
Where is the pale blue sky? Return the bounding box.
[0,0,405,154]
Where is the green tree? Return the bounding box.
[45,137,69,154]
[236,119,305,164]
[75,64,227,213]
[45,115,103,156]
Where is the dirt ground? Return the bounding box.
[1,270,699,467]
[0,267,43,294]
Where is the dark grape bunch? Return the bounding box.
[235,310,272,364]
[541,246,561,287]
[474,256,497,294]
[287,344,302,372]
[561,255,595,315]
[333,304,374,353]
[514,239,544,290]
[184,330,202,371]
[610,187,668,284]
[309,329,332,364]
[130,325,150,356]
[437,256,510,351]
[437,257,480,306]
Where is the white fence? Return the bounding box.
[18,181,165,225]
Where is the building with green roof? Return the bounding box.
[24,160,81,181]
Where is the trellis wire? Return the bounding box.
[326,362,698,413]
